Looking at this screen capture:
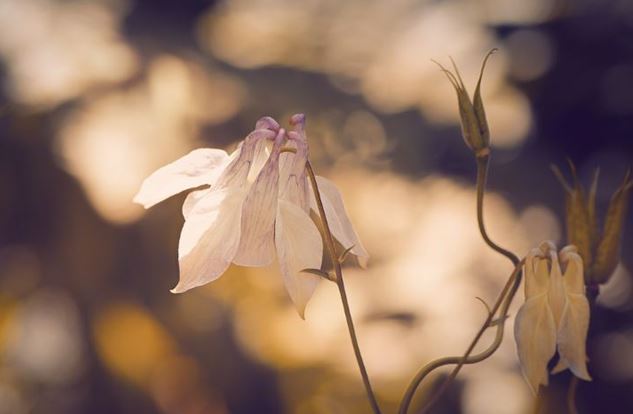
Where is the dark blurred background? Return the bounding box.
[1,0,633,413]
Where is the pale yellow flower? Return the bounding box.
[514,241,591,394]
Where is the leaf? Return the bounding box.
[338,245,356,264]
[300,268,335,282]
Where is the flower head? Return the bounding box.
[134,114,368,317]
[514,241,591,394]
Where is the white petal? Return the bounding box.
[247,138,272,183]
[182,188,211,219]
[134,148,230,208]
[525,249,549,298]
[173,187,247,293]
[279,136,310,212]
[514,294,558,395]
[556,293,592,381]
[215,129,275,189]
[275,199,323,318]
[309,176,369,266]
[562,250,585,295]
[233,134,283,267]
[548,250,566,327]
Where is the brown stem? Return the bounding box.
[306,162,382,414]
[476,155,520,266]
[398,262,523,414]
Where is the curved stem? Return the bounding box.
[306,162,382,414]
[398,153,522,413]
[398,262,523,414]
[476,155,520,266]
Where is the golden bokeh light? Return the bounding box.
[0,0,138,107]
[55,55,245,224]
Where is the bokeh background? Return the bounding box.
[1,0,633,413]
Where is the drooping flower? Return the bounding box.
[134,114,368,317]
[514,241,591,394]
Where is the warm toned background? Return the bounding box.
[1,0,633,413]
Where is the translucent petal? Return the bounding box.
[556,293,591,380]
[514,294,558,395]
[173,187,248,293]
[134,148,230,209]
[279,138,310,212]
[275,199,323,318]
[309,176,369,266]
[182,188,211,219]
[247,138,272,183]
[233,134,283,267]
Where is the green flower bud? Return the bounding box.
[434,49,496,157]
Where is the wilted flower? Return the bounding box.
[434,50,496,157]
[514,241,591,394]
[134,114,368,317]
[553,164,633,285]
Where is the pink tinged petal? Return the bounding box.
[309,176,370,266]
[215,129,276,189]
[514,294,558,395]
[173,187,248,293]
[134,148,230,209]
[554,293,591,381]
[275,199,323,318]
[182,188,211,219]
[280,133,310,212]
[233,130,285,267]
[247,138,272,183]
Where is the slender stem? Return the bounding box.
[398,152,522,413]
[398,262,523,414]
[306,162,382,414]
[476,155,520,266]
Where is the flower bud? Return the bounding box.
[593,170,633,283]
[553,163,632,285]
[435,50,496,157]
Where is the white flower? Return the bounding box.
[134,114,369,317]
[514,241,591,394]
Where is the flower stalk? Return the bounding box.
[305,161,383,414]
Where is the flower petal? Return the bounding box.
[173,187,247,293]
[182,188,211,219]
[233,131,284,267]
[134,148,230,209]
[555,293,592,381]
[279,134,310,212]
[548,249,566,327]
[275,199,323,318]
[514,294,558,395]
[525,248,549,298]
[309,176,369,266]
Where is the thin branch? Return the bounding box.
[398,261,523,414]
[476,155,520,266]
[306,162,382,414]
